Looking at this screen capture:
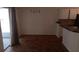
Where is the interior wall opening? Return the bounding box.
[0,8,11,50]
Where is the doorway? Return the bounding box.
[0,8,11,50]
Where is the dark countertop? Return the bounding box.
[56,19,79,33]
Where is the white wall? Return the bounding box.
[16,7,59,35]
[16,7,79,36]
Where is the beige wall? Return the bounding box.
[16,8,21,36]
[58,8,79,19]
[16,7,59,35]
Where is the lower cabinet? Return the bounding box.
[63,28,79,52]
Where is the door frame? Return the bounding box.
[0,21,4,52]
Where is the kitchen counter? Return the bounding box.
[56,19,79,33]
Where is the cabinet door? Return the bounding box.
[63,28,72,51]
[0,21,4,52]
[63,28,79,52]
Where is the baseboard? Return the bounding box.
[19,34,57,38]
